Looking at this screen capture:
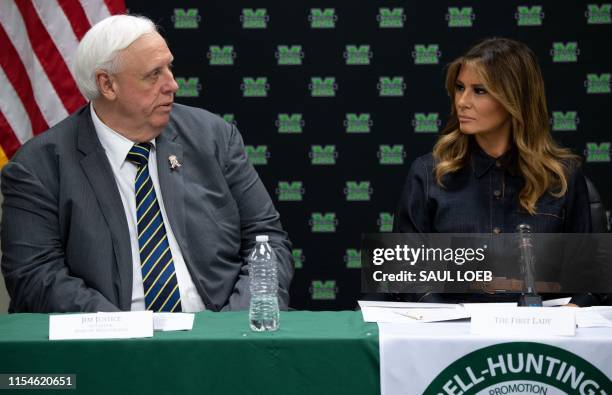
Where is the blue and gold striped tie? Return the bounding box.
[127,143,182,312]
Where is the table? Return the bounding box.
[0,311,380,395]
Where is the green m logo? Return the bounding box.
[310,280,337,300]
[276,45,303,65]
[172,8,200,29]
[516,6,544,26]
[377,212,394,232]
[585,142,611,162]
[378,76,405,97]
[424,342,612,395]
[552,111,579,131]
[447,7,474,27]
[413,112,441,133]
[344,249,362,269]
[276,113,304,133]
[586,4,611,24]
[276,181,304,201]
[377,8,405,28]
[207,46,235,66]
[241,77,269,97]
[309,77,337,97]
[309,213,337,233]
[413,44,441,65]
[344,181,372,201]
[222,114,235,125]
[175,77,201,97]
[309,8,336,28]
[245,145,269,165]
[310,145,337,165]
[585,73,611,94]
[292,249,304,269]
[551,42,579,62]
[241,8,268,28]
[344,113,372,133]
[378,145,405,165]
[344,45,372,65]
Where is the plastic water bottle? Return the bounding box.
[249,235,279,331]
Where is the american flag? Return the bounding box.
[0,0,126,168]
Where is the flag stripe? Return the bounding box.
[15,0,86,113]
[0,111,22,159]
[0,0,126,161]
[80,0,112,26]
[0,2,69,128]
[0,23,48,136]
[103,0,126,17]
[57,0,92,40]
[33,0,81,82]
[0,67,33,144]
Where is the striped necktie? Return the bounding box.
[126,143,182,312]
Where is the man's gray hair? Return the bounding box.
[74,15,157,100]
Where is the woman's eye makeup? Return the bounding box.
[455,83,488,95]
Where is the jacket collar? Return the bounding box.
[470,138,519,179]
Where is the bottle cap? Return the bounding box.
[256,235,269,242]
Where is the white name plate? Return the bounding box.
[470,307,575,337]
[49,311,154,340]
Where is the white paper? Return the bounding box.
[153,313,195,331]
[589,306,612,321]
[358,300,458,309]
[358,300,462,323]
[394,306,470,322]
[49,311,153,340]
[576,308,612,328]
[542,297,572,307]
[470,307,576,336]
[461,302,517,315]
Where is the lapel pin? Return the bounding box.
[168,155,182,170]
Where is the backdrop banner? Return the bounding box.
[126,1,612,309]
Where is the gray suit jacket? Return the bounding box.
[1,104,293,312]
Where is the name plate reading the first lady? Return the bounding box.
[471,307,575,337]
[49,311,153,340]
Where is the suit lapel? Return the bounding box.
[77,106,132,310]
[155,123,190,262]
[156,123,218,310]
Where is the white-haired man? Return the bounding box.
[1,15,293,313]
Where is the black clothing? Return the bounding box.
[389,142,597,306]
[394,143,591,234]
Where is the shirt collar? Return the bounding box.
[470,138,518,178]
[90,102,155,169]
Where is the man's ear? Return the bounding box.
[95,70,117,100]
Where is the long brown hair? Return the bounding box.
[433,37,579,215]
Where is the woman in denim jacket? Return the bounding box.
[394,38,598,306]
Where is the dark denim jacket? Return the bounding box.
[394,143,592,234]
[389,142,596,306]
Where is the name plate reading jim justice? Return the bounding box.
[49,311,154,340]
[470,307,576,337]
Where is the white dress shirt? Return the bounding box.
[90,103,205,312]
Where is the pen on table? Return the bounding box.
[395,311,424,320]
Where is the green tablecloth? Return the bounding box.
[0,311,379,395]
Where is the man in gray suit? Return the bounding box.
[0,15,293,313]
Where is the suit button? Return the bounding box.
[493,227,502,234]
[495,161,502,168]
[493,190,502,198]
